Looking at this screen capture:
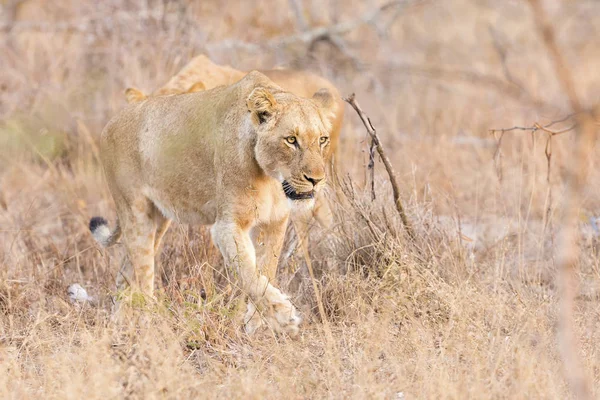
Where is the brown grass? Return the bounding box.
[1,0,600,398]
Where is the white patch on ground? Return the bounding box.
[67,284,93,304]
[437,214,600,258]
[589,216,600,237]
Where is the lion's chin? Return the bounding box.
[288,197,315,211]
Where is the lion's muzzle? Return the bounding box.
[282,181,315,201]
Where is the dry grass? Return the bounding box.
[1,0,600,398]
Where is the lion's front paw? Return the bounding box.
[244,287,301,338]
[266,289,302,338]
[244,302,264,335]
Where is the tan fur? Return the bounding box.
[94,71,335,337]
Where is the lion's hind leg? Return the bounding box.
[115,197,163,297]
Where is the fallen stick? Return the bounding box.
[344,93,416,242]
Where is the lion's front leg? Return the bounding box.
[253,216,289,282]
[211,220,301,337]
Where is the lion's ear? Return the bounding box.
[125,87,147,103]
[186,81,206,93]
[312,88,335,111]
[247,87,279,125]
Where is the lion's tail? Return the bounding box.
[89,216,121,247]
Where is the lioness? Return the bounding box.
[90,71,335,336]
[125,54,343,242]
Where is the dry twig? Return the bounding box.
[527,1,597,399]
[490,114,580,183]
[368,140,376,201]
[344,93,416,242]
[490,113,578,136]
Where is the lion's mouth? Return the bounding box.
[282,181,314,201]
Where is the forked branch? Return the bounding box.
[344,93,416,242]
[489,113,578,136]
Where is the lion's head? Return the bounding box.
[245,76,336,205]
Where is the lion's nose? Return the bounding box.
[304,174,323,187]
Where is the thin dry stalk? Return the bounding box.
[299,240,335,348]
[344,93,416,242]
[368,140,376,201]
[527,1,597,399]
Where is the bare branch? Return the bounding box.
[489,114,578,136]
[207,0,426,53]
[490,114,581,224]
[527,1,597,399]
[344,93,416,242]
[492,130,505,181]
[299,235,335,348]
[534,122,577,135]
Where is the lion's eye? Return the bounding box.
[286,136,297,145]
[319,136,329,145]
